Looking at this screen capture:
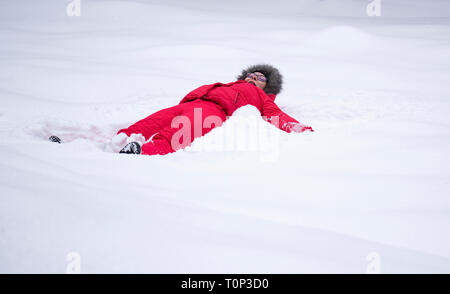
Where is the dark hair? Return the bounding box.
[236,64,283,95]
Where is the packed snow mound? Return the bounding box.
[185,106,300,162]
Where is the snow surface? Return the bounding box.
[1,0,450,273]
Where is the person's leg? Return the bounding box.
[141,100,226,156]
[116,103,187,140]
[141,135,174,155]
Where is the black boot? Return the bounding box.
[49,136,61,144]
[119,142,141,154]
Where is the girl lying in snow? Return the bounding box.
[112,64,313,155]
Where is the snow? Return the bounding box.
[1,0,450,273]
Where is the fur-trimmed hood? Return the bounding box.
[236,64,283,95]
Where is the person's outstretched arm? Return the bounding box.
[261,94,313,133]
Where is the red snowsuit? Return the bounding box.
[117,80,313,155]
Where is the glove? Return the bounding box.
[288,122,314,133]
